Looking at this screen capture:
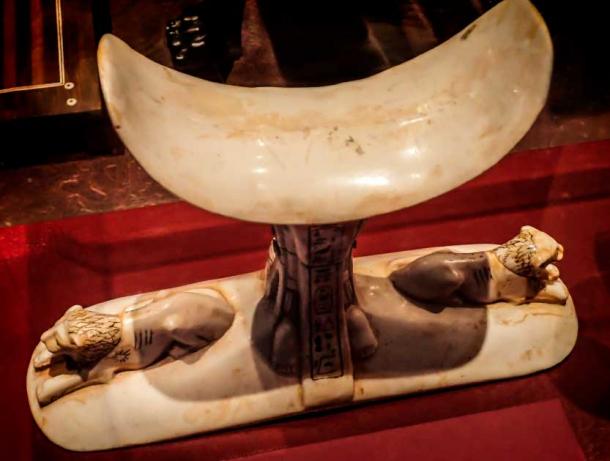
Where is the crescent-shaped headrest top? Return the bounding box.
[98,0,552,224]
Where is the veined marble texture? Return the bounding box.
[27,245,577,451]
[97,0,552,224]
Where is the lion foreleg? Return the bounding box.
[36,364,116,406]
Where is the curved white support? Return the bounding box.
[98,0,552,224]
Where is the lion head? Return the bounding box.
[493,225,564,280]
[39,305,122,367]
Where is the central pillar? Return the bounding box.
[269,221,374,407]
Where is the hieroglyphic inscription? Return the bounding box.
[308,226,344,380]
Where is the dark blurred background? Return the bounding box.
[1,0,609,225]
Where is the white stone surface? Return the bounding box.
[97,0,552,224]
[27,245,577,451]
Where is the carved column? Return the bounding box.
[268,221,374,407]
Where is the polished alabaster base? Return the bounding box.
[27,244,577,451]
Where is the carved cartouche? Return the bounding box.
[263,223,378,376]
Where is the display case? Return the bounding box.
[1,1,609,459]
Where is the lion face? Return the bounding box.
[493,225,564,280]
[526,225,563,267]
[39,305,122,367]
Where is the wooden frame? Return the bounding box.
[0,0,101,120]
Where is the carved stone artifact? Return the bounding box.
[390,226,568,305]
[27,0,577,451]
[34,289,234,405]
